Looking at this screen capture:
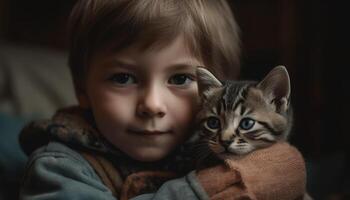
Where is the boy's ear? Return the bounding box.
[196,67,223,100]
[257,65,291,112]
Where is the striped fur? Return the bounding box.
[194,66,292,161]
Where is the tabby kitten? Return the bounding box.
[194,66,292,161]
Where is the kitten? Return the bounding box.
[194,66,292,162]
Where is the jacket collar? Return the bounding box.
[19,106,196,176]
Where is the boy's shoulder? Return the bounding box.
[20,140,119,200]
[24,141,100,181]
[21,140,102,185]
[29,141,88,165]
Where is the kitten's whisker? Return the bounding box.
[195,150,210,162]
[192,142,213,162]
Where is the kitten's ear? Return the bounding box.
[196,67,223,99]
[257,65,291,112]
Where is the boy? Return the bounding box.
[19,0,307,199]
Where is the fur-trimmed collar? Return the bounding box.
[19,106,196,178]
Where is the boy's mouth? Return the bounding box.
[128,129,171,136]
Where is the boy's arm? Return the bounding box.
[195,142,307,200]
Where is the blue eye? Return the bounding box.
[239,118,255,130]
[168,74,194,86]
[109,73,136,85]
[206,117,221,130]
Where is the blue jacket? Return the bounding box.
[19,107,208,200]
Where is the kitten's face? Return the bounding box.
[195,66,291,159]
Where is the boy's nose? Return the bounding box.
[136,86,166,118]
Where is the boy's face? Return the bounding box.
[82,36,202,161]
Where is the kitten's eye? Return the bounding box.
[206,117,221,130]
[239,118,255,130]
[168,74,194,86]
[109,73,137,85]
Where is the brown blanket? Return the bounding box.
[197,142,307,200]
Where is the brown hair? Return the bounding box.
[68,0,241,94]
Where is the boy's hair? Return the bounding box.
[68,0,240,94]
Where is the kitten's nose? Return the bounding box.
[220,140,231,149]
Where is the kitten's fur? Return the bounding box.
[194,66,292,162]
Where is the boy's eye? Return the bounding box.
[168,74,194,85]
[108,73,137,85]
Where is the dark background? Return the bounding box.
[0,0,348,199]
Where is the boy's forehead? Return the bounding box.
[86,38,210,83]
[110,35,187,53]
[96,35,201,64]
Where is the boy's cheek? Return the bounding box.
[77,93,90,109]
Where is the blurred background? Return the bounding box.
[0,0,348,199]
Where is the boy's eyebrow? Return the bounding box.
[167,63,198,71]
[102,58,201,71]
[166,59,202,71]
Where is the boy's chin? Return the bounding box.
[127,148,170,162]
